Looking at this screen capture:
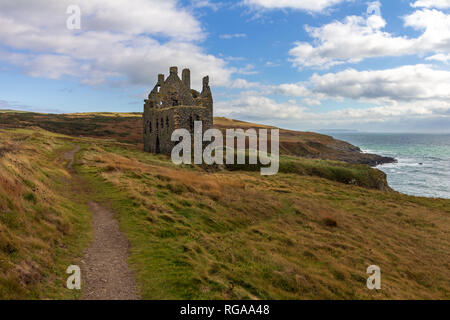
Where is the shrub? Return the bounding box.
[23,192,37,203]
[323,216,338,227]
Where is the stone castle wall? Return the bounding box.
[143,66,213,154]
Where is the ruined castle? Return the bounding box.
[143,66,213,154]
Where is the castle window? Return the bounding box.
[149,121,152,133]
[194,115,202,128]
[166,117,169,128]
[156,120,159,130]
[157,86,160,93]
[161,118,164,128]
[189,115,193,131]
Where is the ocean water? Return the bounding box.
[327,133,450,199]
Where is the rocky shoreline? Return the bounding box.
[323,141,397,167]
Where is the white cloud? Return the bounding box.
[403,8,450,51]
[310,64,450,102]
[191,0,222,11]
[0,0,233,88]
[426,53,450,63]
[302,98,322,106]
[411,0,450,9]
[275,83,311,97]
[233,64,258,75]
[265,61,281,67]
[216,95,307,120]
[216,94,450,127]
[230,78,260,89]
[242,0,348,13]
[1,0,203,41]
[218,64,450,126]
[220,33,247,39]
[289,8,450,69]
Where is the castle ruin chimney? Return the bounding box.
[203,76,209,85]
[170,66,178,75]
[202,76,209,93]
[158,74,164,85]
[182,68,191,90]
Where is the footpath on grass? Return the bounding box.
[63,145,139,300]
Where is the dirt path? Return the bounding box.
[63,145,139,300]
[63,145,80,171]
[81,202,139,300]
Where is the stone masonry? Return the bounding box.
[143,66,213,154]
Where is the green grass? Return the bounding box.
[226,154,390,190]
[0,129,92,299]
[75,138,450,299]
[1,128,449,300]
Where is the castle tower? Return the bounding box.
[182,68,190,90]
[143,66,213,154]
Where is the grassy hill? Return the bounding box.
[0,125,448,299]
[0,129,91,299]
[0,111,394,166]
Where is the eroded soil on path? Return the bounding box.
[64,145,139,300]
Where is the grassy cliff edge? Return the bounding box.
[0,111,395,166]
[0,127,448,299]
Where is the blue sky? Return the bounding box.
[0,0,449,132]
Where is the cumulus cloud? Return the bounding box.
[275,64,450,105]
[289,8,450,69]
[242,0,348,13]
[426,53,450,63]
[274,83,312,97]
[217,64,450,126]
[310,64,450,102]
[411,0,450,9]
[0,0,232,88]
[216,95,307,120]
[216,94,450,127]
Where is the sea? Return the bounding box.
[325,132,450,199]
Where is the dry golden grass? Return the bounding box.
[1,127,448,300]
[78,139,450,300]
[0,128,91,299]
[64,112,141,118]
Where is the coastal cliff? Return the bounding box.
[0,111,395,166]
